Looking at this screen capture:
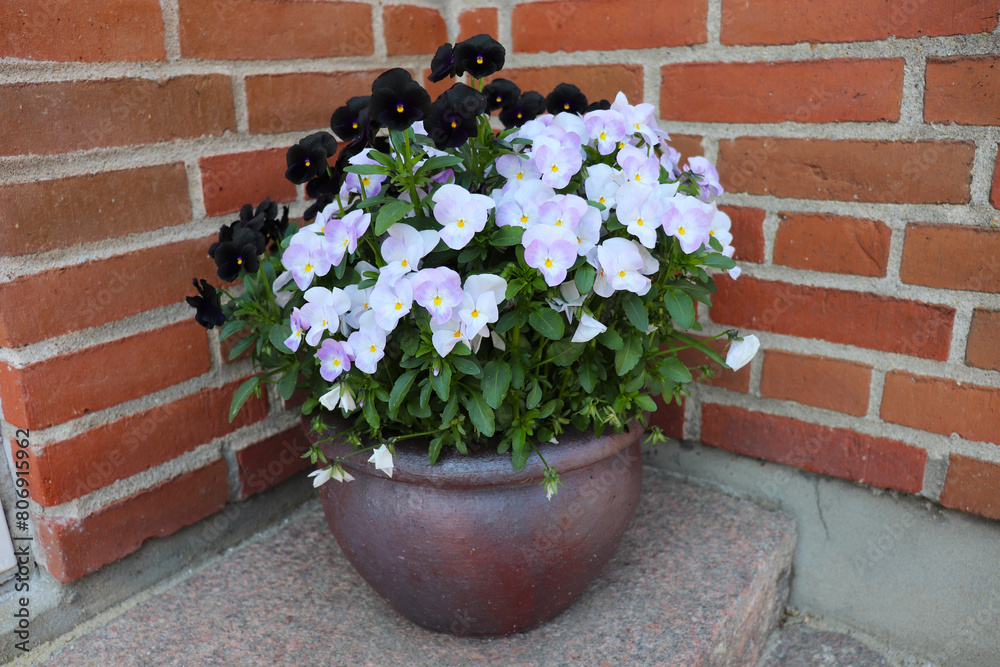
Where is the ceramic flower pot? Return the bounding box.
[307,416,643,636]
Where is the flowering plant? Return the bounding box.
[188,35,759,498]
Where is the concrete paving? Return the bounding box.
[32,469,800,666]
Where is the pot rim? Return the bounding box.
[303,413,643,490]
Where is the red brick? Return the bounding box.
[925,56,1000,126]
[220,328,252,364]
[967,309,1000,372]
[719,138,975,204]
[34,460,229,582]
[774,212,891,277]
[721,0,999,45]
[650,397,685,440]
[669,134,705,165]
[900,223,1000,293]
[0,237,217,348]
[0,164,191,257]
[513,0,706,53]
[496,65,643,110]
[661,59,903,123]
[178,0,372,60]
[26,380,267,507]
[712,276,955,360]
[383,5,446,56]
[702,403,926,493]
[237,425,311,499]
[0,76,235,157]
[458,8,499,41]
[761,350,872,416]
[200,149,296,217]
[0,320,210,430]
[0,0,165,62]
[718,206,765,263]
[940,454,1000,521]
[674,335,751,393]
[881,371,1000,444]
[245,70,382,135]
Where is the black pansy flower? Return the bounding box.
[483,79,520,112]
[208,222,234,259]
[213,226,261,282]
[546,83,588,115]
[187,279,226,329]
[285,132,338,185]
[330,96,371,142]
[304,170,340,221]
[369,68,432,131]
[425,83,487,149]
[453,34,505,79]
[428,43,455,83]
[498,91,546,128]
[586,99,611,112]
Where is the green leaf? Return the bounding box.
[702,253,737,270]
[482,360,511,409]
[228,335,256,360]
[660,356,693,383]
[269,323,293,354]
[670,332,728,366]
[615,334,643,376]
[676,281,713,306]
[450,354,482,377]
[261,260,276,285]
[388,370,419,416]
[548,340,585,367]
[495,310,520,334]
[419,381,432,409]
[428,436,444,465]
[466,393,495,437]
[620,292,649,332]
[490,226,524,247]
[663,290,696,330]
[219,319,248,341]
[510,446,529,472]
[511,359,525,389]
[597,328,623,350]
[421,155,464,172]
[367,149,396,169]
[363,398,380,429]
[229,376,259,422]
[635,394,656,412]
[579,361,598,393]
[344,164,389,175]
[574,263,596,294]
[528,309,565,340]
[277,371,297,401]
[430,364,452,401]
[458,246,483,263]
[526,382,542,410]
[374,199,414,235]
[441,394,459,424]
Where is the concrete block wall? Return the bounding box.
[0,0,998,587]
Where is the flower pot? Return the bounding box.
[307,416,643,636]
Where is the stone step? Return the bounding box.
[759,625,892,666]
[34,469,796,666]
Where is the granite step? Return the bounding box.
[30,469,796,666]
[759,624,892,667]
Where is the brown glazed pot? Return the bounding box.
[308,416,643,637]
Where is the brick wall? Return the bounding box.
[1,1,998,583]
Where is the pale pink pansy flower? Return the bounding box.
[411,266,464,325]
[317,338,353,382]
[571,313,607,343]
[685,156,724,201]
[431,315,470,357]
[368,444,394,478]
[320,383,357,412]
[301,286,351,346]
[380,223,439,282]
[369,274,413,333]
[522,224,578,287]
[284,308,309,352]
[282,232,331,290]
[495,154,541,183]
[495,179,554,228]
[458,274,507,339]
[662,195,713,255]
[432,183,495,249]
[531,143,583,190]
[325,209,371,266]
[347,313,387,374]
[596,237,653,295]
[726,334,759,371]
[615,182,663,249]
[584,109,627,155]
[584,163,621,220]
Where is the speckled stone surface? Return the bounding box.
[37,469,795,667]
[760,625,891,667]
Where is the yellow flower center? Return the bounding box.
[618,141,625,149]
[451,121,457,128]
[637,218,644,227]
[343,239,349,247]
[678,226,686,236]
[544,258,553,268]
[634,173,641,181]
[619,270,626,277]
[362,177,370,186]
[471,309,479,318]
[599,131,606,140]
[369,345,376,353]
[555,219,562,226]
[395,302,402,310]
[516,172,523,179]
[237,258,243,265]
[709,230,715,236]
[496,96,502,103]
[321,319,328,328]
[599,197,605,203]
[457,219,465,228]
[401,259,408,267]
[476,56,484,64]
[304,159,311,167]
[520,214,528,224]
[635,122,641,130]
[453,330,462,338]
[304,262,312,272]
[563,103,570,110]
[551,165,559,172]
[433,296,442,305]
[333,358,341,366]
[517,113,523,119]
[352,122,358,129]
[396,104,405,113]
